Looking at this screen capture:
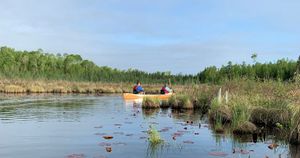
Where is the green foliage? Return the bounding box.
[197,58,297,83]
[1,47,300,85]
[0,46,196,84]
[148,125,163,144]
[193,92,212,113]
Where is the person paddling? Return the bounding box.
[160,83,172,94]
[133,80,144,94]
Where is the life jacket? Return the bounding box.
[133,85,138,94]
[161,87,169,94]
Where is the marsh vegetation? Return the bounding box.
[2,46,300,149]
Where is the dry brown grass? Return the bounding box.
[0,78,188,94]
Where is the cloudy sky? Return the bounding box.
[0,0,299,74]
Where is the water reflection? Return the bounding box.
[0,94,99,123]
[0,94,299,158]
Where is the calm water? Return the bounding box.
[0,94,298,158]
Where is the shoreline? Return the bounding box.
[0,78,187,94]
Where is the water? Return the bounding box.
[0,94,297,158]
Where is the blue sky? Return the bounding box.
[0,0,299,74]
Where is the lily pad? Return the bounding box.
[105,147,112,152]
[66,153,85,158]
[173,132,183,137]
[183,140,194,144]
[208,151,228,157]
[103,136,114,139]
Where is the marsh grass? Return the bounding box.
[148,125,163,144]
[169,94,193,109]
[193,92,212,113]
[146,126,165,158]
[142,97,160,109]
[214,116,224,133]
[160,100,170,108]
[0,78,191,94]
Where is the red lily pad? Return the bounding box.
[159,128,169,132]
[173,132,183,137]
[103,136,113,139]
[105,147,112,152]
[208,151,228,157]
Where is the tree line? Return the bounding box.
[0,46,299,84]
[197,59,297,83]
[0,46,196,84]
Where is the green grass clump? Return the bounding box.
[177,94,193,109]
[228,95,252,128]
[168,95,179,108]
[289,105,300,144]
[214,116,224,133]
[250,107,290,127]
[148,125,163,144]
[142,97,160,109]
[193,92,212,113]
[209,97,232,124]
[170,94,193,109]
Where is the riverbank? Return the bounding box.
[141,79,300,145]
[0,78,189,94]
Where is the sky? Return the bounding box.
[0,0,300,74]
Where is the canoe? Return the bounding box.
[123,93,173,100]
